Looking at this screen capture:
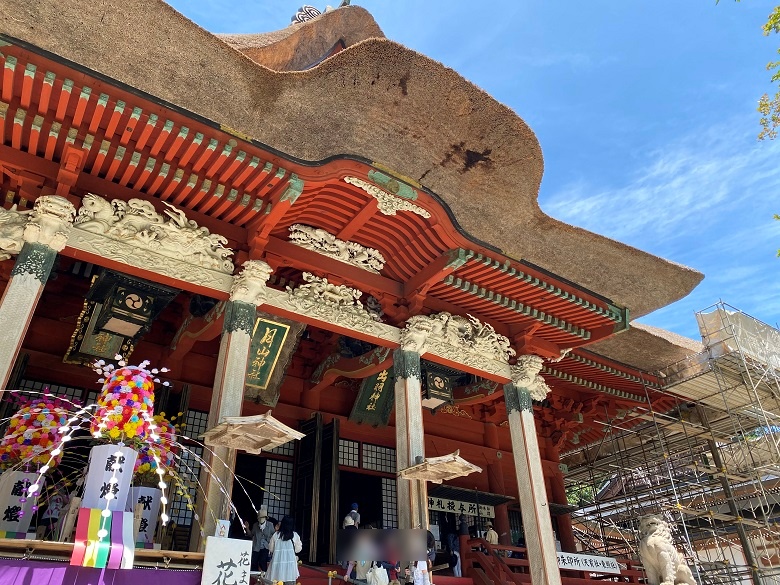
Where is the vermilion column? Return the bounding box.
[196,260,272,550]
[484,422,511,544]
[0,195,75,392]
[549,458,577,553]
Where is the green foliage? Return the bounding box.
[566,482,597,507]
[725,2,780,138]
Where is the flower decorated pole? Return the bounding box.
[67,357,173,569]
[0,397,70,538]
[128,412,182,547]
[0,397,70,469]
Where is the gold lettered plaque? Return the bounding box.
[243,312,306,406]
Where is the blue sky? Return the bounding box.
[167,0,780,340]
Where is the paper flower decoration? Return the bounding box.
[90,357,168,442]
[134,412,183,485]
[0,399,70,468]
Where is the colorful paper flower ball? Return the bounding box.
[134,413,178,478]
[91,365,156,441]
[0,400,69,467]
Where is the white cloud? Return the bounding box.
[540,116,780,339]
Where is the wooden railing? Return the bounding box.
[462,538,646,584]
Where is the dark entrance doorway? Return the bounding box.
[231,453,265,537]
[339,471,383,528]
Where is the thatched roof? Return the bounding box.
[0,2,703,318]
[587,322,704,374]
[218,7,385,71]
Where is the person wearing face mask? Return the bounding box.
[251,506,275,573]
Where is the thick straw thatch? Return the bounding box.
[0,3,702,318]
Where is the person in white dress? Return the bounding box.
[413,560,430,585]
[267,516,302,585]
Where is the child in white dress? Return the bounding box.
[266,516,302,585]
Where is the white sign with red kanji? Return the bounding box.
[201,536,252,585]
[427,496,495,518]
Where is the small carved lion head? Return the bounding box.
[639,514,669,539]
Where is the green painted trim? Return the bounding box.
[460,248,626,324]
[445,249,474,270]
[280,174,304,204]
[568,351,659,388]
[504,383,533,413]
[223,300,256,335]
[393,349,421,379]
[367,169,417,200]
[442,274,590,340]
[613,307,630,333]
[541,365,647,401]
[11,242,57,283]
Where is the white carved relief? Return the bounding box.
[289,224,385,273]
[230,260,273,305]
[0,205,30,260]
[510,354,551,402]
[74,193,234,273]
[67,228,234,293]
[284,272,383,334]
[23,195,76,251]
[343,176,431,218]
[400,312,515,363]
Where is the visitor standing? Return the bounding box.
[446,532,461,577]
[348,503,361,528]
[484,522,498,545]
[412,560,430,585]
[251,506,274,573]
[267,516,303,585]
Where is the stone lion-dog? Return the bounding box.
[638,515,696,585]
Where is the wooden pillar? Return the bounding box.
[484,421,511,544]
[549,458,577,553]
[195,260,271,550]
[393,349,428,530]
[506,358,562,585]
[0,196,75,392]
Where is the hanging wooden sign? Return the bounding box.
[244,312,306,407]
[349,369,394,427]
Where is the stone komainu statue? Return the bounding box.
[638,515,696,585]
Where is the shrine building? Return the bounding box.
[0,3,705,584]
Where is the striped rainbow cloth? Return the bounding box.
[70,508,135,569]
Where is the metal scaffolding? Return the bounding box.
[563,303,780,585]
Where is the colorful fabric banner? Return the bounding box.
[82,444,137,511]
[349,369,394,427]
[0,470,39,536]
[0,558,201,585]
[71,508,135,569]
